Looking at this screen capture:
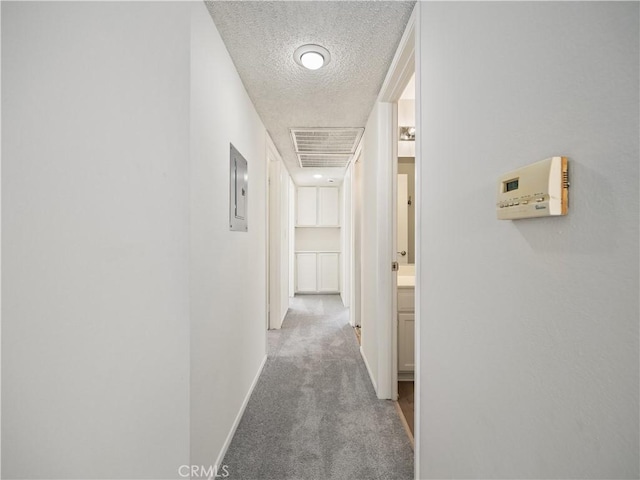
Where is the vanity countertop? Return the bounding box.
[398,275,415,288]
[397,264,415,288]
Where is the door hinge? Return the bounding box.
[392,261,399,272]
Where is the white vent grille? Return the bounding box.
[290,128,364,168]
[297,154,354,168]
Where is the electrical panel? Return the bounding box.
[230,144,248,231]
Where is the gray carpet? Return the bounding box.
[222,294,414,480]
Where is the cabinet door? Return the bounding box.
[317,253,339,292]
[398,313,415,372]
[297,187,317,226]
[318,187,339,226]
[296,253,317,292]
[397,288,415,312]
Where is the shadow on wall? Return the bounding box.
[514,161,618,255]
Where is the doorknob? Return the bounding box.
[397,251,407,256]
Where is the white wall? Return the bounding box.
[397,99,415,158]
[2,2,272,478]
[267,142,291,330]
[189,0,268,468]
[1,4,4,475]
[2,3,191,478]
[269,158,279,326]
[418,2,639,478]
[360,111,379,391]
[288,178,296,298]
[360,102,395,397]
[351,156,363,328]
[295,228,340,252]
[279,156,291,323]
[340,165,353,306]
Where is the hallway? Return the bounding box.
[3,2,638,479]
[222,295,414,480]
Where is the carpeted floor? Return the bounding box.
[222,294,414,480]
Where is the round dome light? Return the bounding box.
[301,52,324,70]
[294,44,331,71]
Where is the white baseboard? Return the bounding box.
[340,292,348,307]
[270,307,288,330]
[359,346,377,393]
[215,354,267,468]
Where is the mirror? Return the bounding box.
[397,157,415,264]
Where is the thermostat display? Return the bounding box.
[497,156,569,220]
[504,179,519,192]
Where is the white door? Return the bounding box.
[317,253,339,292]
[397,173,409,265]
[268,159,279,328]
[318,187,339,226]
[297,187,317,226]
[296,253,317,292]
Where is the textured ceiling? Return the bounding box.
[206,1,415,186]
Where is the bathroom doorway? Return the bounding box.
[395,74,416,440]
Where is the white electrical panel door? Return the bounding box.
[318,187,339,226]
[297,187,317,226]
[296,253,317,292]
[398,313,415,372]
[229,144,248,232]
[317,253,339,292]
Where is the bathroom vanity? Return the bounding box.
[397,265,415,380]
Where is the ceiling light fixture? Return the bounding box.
[313,174,323,179]
[301,52,324,70]
[294,44,331,71]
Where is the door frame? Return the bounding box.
[266,135,289,331]
[265,140,271,334]
[346,143,363,327]
[267,152,278,330]
[341,164,352,308]
[375,4,420,478]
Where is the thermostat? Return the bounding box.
[497,156,569,220]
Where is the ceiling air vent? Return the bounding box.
[297,153,354,168]
[290,128,364,168]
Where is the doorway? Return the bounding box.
[342,4,420,474]
[395,74,416,439]
[374,4,419,468]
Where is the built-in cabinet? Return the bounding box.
[295,186,341,294]
[398,286,415,377]
[296,253,318,292]
[317,253,340,291]
[296,187,317,226]
[295,252,340,293]
[296,187,339,227]
[317,187,339,226]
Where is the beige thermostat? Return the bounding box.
[497,156,569,220]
